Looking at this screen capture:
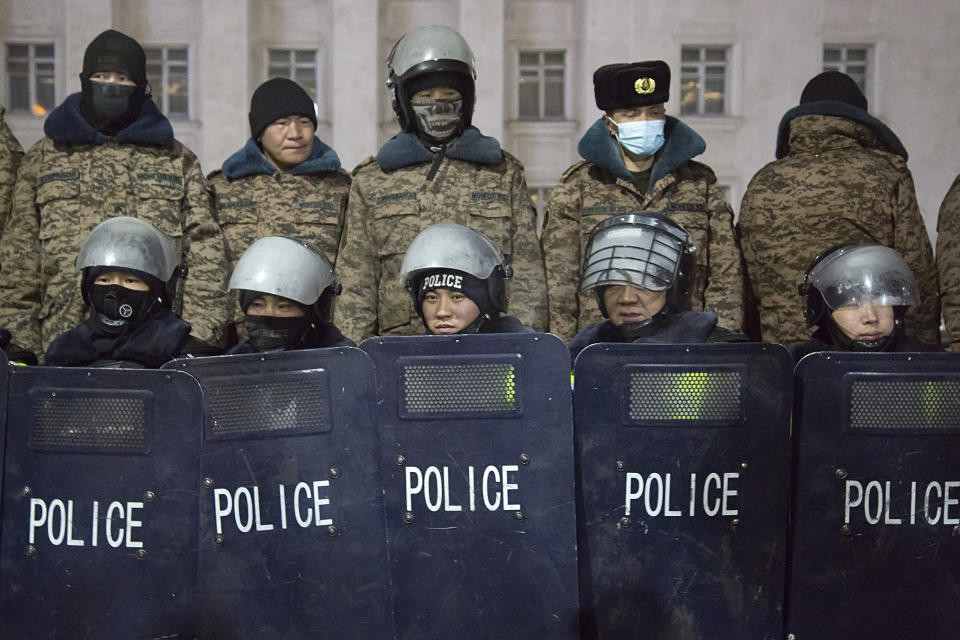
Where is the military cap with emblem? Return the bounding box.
[593,60,670,111]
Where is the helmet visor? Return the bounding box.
[580,215,687,293]
[809,244,919,310]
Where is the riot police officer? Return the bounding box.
[568,212,745,362]
[44,217,218,367]
[791,243,927,361]
[226,236,353,353]
[334,24,546,341]
[400,223,531,335]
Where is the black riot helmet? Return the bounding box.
[580,212,694,319]
[386,25,477,143]
[797,243,918,351]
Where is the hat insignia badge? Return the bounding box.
[634,77,656,95]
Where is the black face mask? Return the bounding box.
[245,314,313,351]
[82,81,143,133]
[88,284,157,333]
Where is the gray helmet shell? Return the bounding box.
[75,216,179,281]
[807,243,918,311]
[228,236,337,306]
[580,212,690,293]
[387,24,476,82]
[399,223,508,287]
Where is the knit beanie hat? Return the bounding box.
[415,269,491,316]
[82,29,147,86]
[800,70,868,111]
[248,77,318,140]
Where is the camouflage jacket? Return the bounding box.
[0,94,229,354]
[0,106,24,231]
[209,137,349,336]
[936,174,960,349]
[738,103,940,348]
[542,117,743,341]
[334,128,547,342]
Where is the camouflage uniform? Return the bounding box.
[936,175,960,349]
[334,128,547,341]
[0,105,24,231]
[542,117,743,341]
[209,138,349,337]
[0,94,229,354]
[738,106,940,348]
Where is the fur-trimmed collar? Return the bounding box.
[221,137,342,179]
[775,100,907,160]
[376,127,503,172]
[576,116,706,189]
[43,93,174,147]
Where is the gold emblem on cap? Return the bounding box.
[634,77,656,95]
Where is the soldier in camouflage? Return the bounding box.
[936,175,960,350]
[209,77,349,343]
[333,24,547,342]
[738,70,940,347]
[0,105,24,231]
[0,29,229,356]
[542,61,742,342]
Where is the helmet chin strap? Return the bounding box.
[824,316,905,352]
[614,309,669,341]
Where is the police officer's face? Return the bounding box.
[422,288,480,334]
[831,301,895,342]
[258,116,316,170]
[604,103,666,133]
[412,86,462,101]
[246,294,306,318]
[94,270,149,291]
[603,285,667,326]
[88,71,136,86]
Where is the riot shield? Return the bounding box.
[573,343,792,640]
[0,352,8,501]
[361,333,579,639]
[789,352,960,639]
[0,367,203,639]
[163,347,392,639]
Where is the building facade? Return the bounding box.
[2,0,958,235]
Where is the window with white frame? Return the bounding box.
[823,46,870,96]
[267,48,319,103]
[518,50,565,121]
[680,46,729,116]
[145,46,189,118]
[5,43,56,116]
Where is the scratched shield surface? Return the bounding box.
[0,367,203,639]
[361,333,579,640]
[789,352,960,639]
[573,343,792,640]
[0,350,7,496]
[164,347,392,639]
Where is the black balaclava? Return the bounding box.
[241,290,326,351]
[80,29,148,135]
[816,306,907,353]
[82,266,167,345]
[415,269,492,334]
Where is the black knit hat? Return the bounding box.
[594,61,670,111]
[82,29,147,86]
[415,269,492,317]
[800,71,868,111]
[249,78,318,140]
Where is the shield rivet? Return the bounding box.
[616,460,625,472]
[21,486,32,498]
[215,535,225,546]
[731,518,740,527]
[25,544,37,557]
[327,525,338,536]
[835,468,848,480]
[619,517,630,528]
[403,512,414,524]
[740,462,749,470]
[519,453,530,465]
[329,468,341,479]
[144,491,156,502]
[202,477,215,489]
[397,455,407,466]
[841,524,853,536]
[514,511,524,521]
[137,549,148,560]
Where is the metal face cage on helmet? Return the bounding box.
[399,222,512,314]
[798,243,919,328]
[386,24,477,137]
[228,236,340,306]
[580,212,694,313]
[76,216,179,282]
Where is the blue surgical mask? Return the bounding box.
[609,117,666,157]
